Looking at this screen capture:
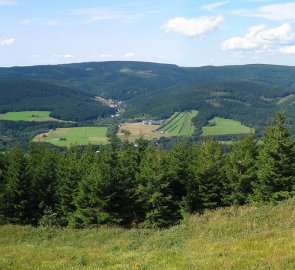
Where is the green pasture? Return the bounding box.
[0,111,62,122]
[202,117,254,136]
[2,198,295,269]
[34,127,109,147]
[159,110,198,136]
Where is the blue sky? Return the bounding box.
[1,0,295,67]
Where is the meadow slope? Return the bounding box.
[1,198,295,269]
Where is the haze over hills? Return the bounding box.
[1,61,295,130]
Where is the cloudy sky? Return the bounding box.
[1,0,295,67]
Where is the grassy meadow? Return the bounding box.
[33,127,108,147]
[159,110,198,136]
[0,111,63,122]
[117,122,172,142]
[1,198,295,269]
[202,117,254,136]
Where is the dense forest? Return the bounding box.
[0,112,294,228]
[1,62,295,129]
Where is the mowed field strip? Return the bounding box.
[159,110,198,136]
[202,117,254,136]
[33,127,108,147]
[0,111,64,122]
[118,123,172,142]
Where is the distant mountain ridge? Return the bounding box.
[1,61,295,130]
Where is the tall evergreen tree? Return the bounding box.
[223,133,257,205]
[136,146,181,227]
[254,112,295,202]
[27,143,58,224]
[1,146,33,224]
[56,146,82,225]
[186,140,224,212]
[70,146,123,228]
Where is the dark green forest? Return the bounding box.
[1,113,294,228]
[1,62,295,127]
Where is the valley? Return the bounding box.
[0,61,295,149]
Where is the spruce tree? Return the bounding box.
[27,143,58,224]
[56,146,82,225]
[223,133,257,205]
[187,140,224,212]
[1,146,33,224]
[254,112,295,202]
[136,146,181,227]
[70,147,122,228]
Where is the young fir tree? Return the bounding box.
[70,143,123,228]
[0,153,7,222]
[116,141,141,225]
[186,140,224,212]
[136,146,181,227]
[27,143,58,224]
[223,133,258,205]
[253,112,295,202]
[1,146,33,224]
[168,140,192,204]
[56,146,82,225]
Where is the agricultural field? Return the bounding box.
[0,111,63,122]
[202,117,254,136]
[33,127,108,147]
[159,110,198,136]
[1,198,295,269]
[117,122,171,142]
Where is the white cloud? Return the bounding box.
[50,54,74,59]
[0,0,16,6]
[161,16,224,38]
[32,54,41,58]
[63,54,74,58]
[279,45,295,54]
[123,52,136,58]
[99,54,112,59]
[202,1,230,11]
[233,2,295,21]
[0,38,14,46]
[222,23,295,52]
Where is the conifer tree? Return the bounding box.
[1,146,33,224]
[186,140,224,212]
[254,112,295,202]
[136,146,181,227]
[56,146,82,225]
[70,147,123,227]
[223,133,257,205]
[27,143,58,223]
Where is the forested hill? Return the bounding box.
[1,61,295,126]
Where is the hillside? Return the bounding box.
[1,61,295,130]
[1,198,295,269]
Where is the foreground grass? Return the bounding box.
[202,117,254,136]
[0,111,63,122]
[159,110,198,136]
[33,127,109,147]
[1,198,295,269]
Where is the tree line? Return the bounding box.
[0,112,294,228]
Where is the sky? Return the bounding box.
[1,0,295,67]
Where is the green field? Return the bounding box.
[202,117,254,136]
[159,110,198,136]
[1,198,295,269]
[33,127,108,147]
[0,111,63,122]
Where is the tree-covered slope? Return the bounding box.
[0,78,114,121]
[1,61,295,126]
